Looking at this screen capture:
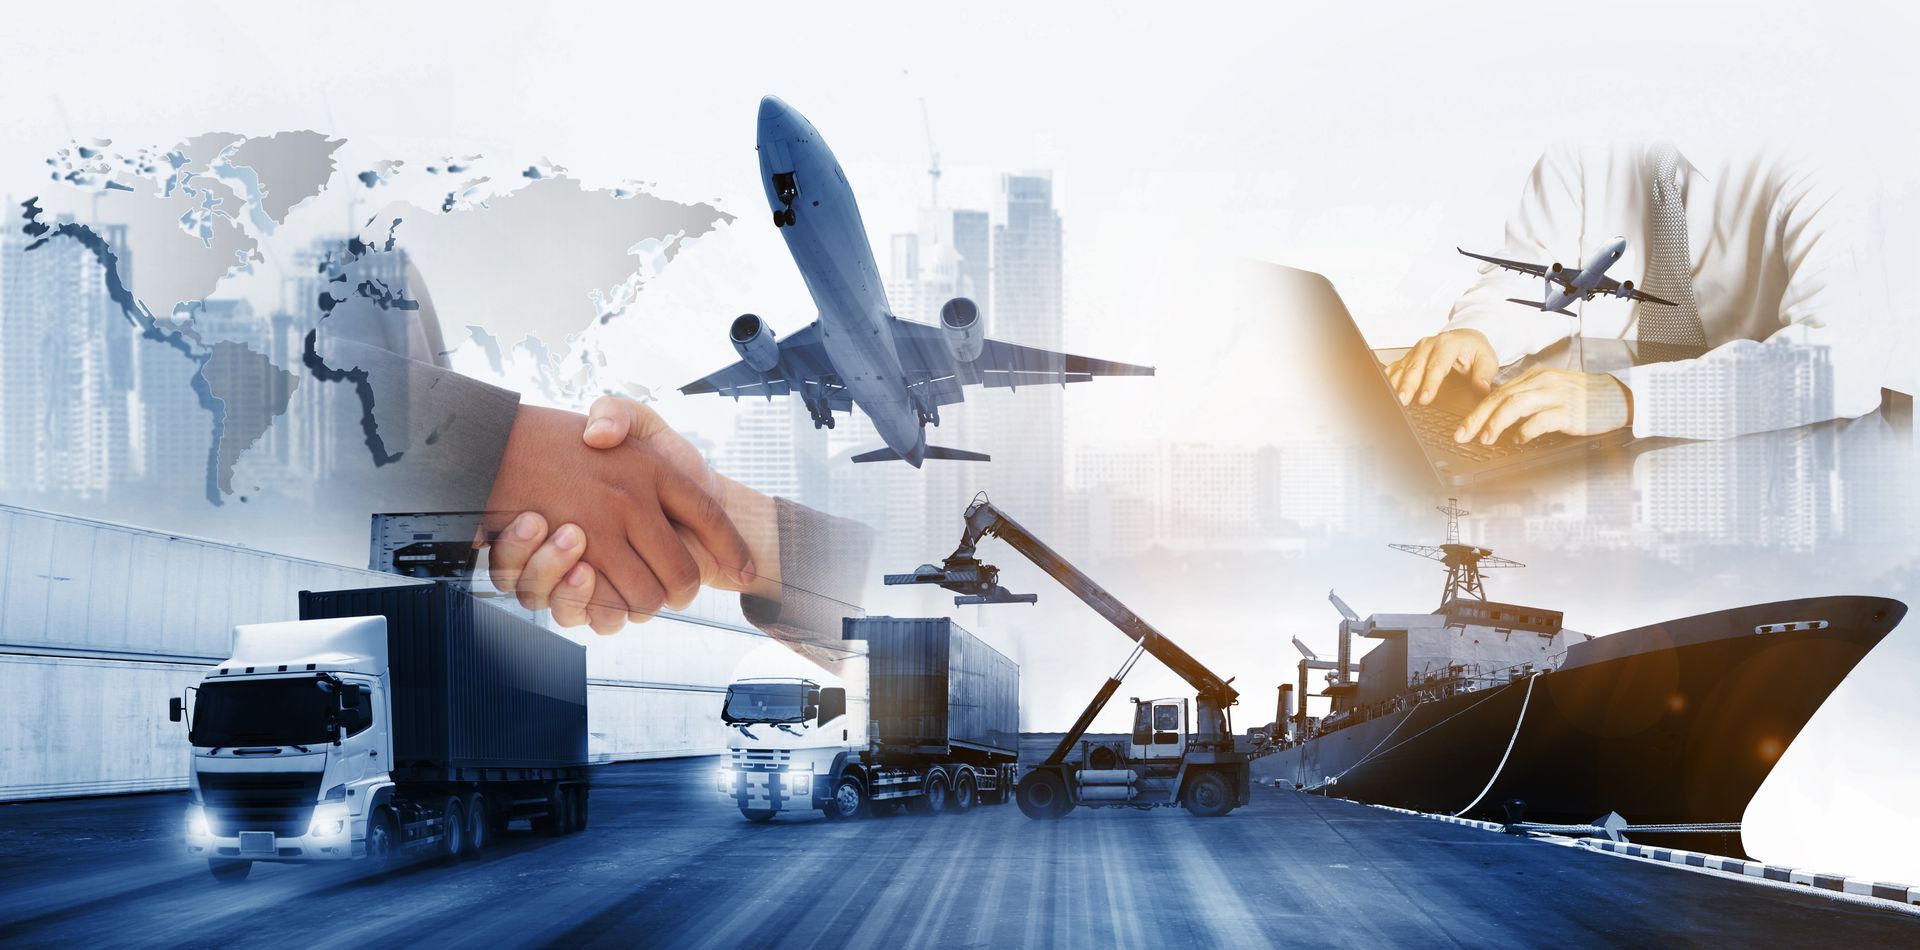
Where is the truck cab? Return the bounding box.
[716,675,859,821]
[176,617,396,879]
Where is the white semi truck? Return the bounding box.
[717,617,1019,821]
[171,582,589,882]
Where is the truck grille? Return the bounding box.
[730,749,791,771]
[198,771,321,836]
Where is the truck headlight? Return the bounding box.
[786,771,811,795]
[308,803,349,838]
[186,804,209,837]
[717,767,733,791]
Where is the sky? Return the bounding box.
[3,0,1918,882]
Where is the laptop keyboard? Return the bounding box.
[1405,401,1571,462]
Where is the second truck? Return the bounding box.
[717,616,1019,821]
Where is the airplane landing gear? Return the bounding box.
[772,173,799,228]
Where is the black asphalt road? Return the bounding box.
[0,756,1914,948]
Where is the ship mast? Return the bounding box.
[1389,498,1523,607]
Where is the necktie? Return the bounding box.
[1636,143,1709,361]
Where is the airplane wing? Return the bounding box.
[678,320,852,409]
[1457,247,1553,280]
[1585,275,1679,307]
[889,318,1153,408]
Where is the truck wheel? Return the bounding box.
[822,774,866,820]
[366,809,398,871]
[533,783,567,837]
[1183,771,1233,818]
[464,793,489,858]
[949,771,977,813]
[207,858,251,884]
[440,796,467,861]
[908,772,948,815]
[571,786,590,832]
[741,808,777,823]
[1017,771,1072,820]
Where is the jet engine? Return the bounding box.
[938,297,984,363]
[1548,262,1565,276]
[1613,279,1636,299]
[730,314,779,372]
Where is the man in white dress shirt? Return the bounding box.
[1386,142,1884,445]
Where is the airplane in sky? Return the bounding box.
[1458,237,1676,316]
[679,96,1153,466]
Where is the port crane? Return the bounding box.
[887,494,1251,819]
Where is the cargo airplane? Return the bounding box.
[1458,238,1676,316]
[680,96,1154,466]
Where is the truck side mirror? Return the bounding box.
[168,697,182,723]
[817,687,846,724]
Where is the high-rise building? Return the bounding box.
[716,397,801,501]
[981,173,1065,532]
[881,207,996,564]
[0,218,136,500]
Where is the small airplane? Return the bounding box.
[1458,237,1675,316]
[680,96,1154,467]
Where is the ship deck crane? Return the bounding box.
[886,494,1251,819]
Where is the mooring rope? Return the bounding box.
[1452,672,1538,817]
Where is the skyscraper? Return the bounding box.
[981,173,1065,532]
[0,217,136,500]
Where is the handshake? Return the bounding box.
[480,396,777,634]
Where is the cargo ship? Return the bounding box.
[1253,502,1905,856]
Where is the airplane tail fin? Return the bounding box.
[1506,297,1579,317]
[850,445,991,464]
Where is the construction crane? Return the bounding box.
[919,97,941,208]
[1389,498,1522,605]
[886,494,1251,819]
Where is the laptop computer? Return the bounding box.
[1270,264,1641,489]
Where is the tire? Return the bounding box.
[207,858,251,884]
[1183,771,1234,818]
[533,783,567,837]
[1017,770,1073,820]
[822,773,866,820]
[571,785,589,833]
[463,793,488,859]
[907,772,948,816]
[440,797,466,861]
[741,808,777,823]
[948,771,977,813]
[366,809,398,872]
[773,210,785,227]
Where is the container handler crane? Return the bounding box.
[886,494,1251,819]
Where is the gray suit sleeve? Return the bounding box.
[741,497,873,673]
[308,337,521,513]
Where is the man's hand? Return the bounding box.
[485,511,628,635]
[1385,328,1499,406]
[484,404,751,622]
[1454,367,1633,445]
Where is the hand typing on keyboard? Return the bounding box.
[1385,328,1498,406]
[1454,366,1633,445]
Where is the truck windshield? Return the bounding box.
[188,677,338,747]
[722,682,810,724]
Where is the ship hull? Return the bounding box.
[1256,596,1903,850]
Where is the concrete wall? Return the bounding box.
[0,504,781,800]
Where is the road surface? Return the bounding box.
[0,755,1913,948]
